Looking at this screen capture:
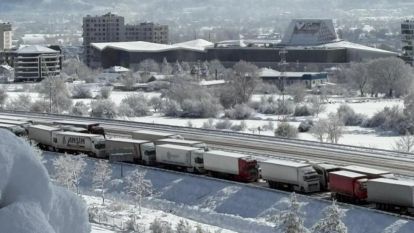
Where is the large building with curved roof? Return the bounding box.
[91,19,397,69]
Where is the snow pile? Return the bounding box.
[0,129,90,233]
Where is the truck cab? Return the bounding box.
[312,163,341,191]
[141,143,156,165]
[300,166,321,193]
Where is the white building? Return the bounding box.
[0,23,12,51]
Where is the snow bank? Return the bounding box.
[0,129,90,233]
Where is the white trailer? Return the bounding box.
[342,165,394,179]
[203,150,258,182]
[52,131,106,157]
[155,138,208,151]
[155,144,204,172]
[259,159,320,193]
[0,119,31,129]
[106,138,155,163]
[28,125,61,149]
[367,178,414,212]
[132,130,180,141]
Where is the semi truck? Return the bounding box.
[342,165,394,179]
[132,130,181,141]
[106,138,155,164]
[311,162,341,191]
[28,125,61,150]
[329,170,368,202]
[155,144,204,173]
[28,125,106,157]
[259,159,320,193]
[155,138,208,151]
[367,178,414,214]
[204,150,258,182]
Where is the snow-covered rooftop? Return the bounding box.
[91,39,213,53]
[259,68,324,78]
[104,66,130,73]
[16,45,59,54]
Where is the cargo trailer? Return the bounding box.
[329,171,368,202]
[259,159,320,193]
[342,165,394,179]
[155,138,208,151]
[155,144,204,173]
[51,131,106,157]
[53,120,105,137]
[28,125,61,150]
[367,178,414,213]
[204,150,258,182]
[106,138,155,163]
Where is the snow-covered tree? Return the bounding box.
[53,154,87,195]
[161,57,173,75]
[326,113,344,144]
[0,87,7,109]
[309,96,326,117]
[92,160,112,205]
[172,60,183,75]
[150,218,173,233]
[176,219,192,233]
[38,76,73,113]
[275,193,309,233]
[311,119,329,142]
[312,200,347,233]
[90,99,117,119]
[118,94,150,117]
[125,169,153,215]
[394,133,414,153]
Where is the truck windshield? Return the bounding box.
[304,172,319,181]
[94,141,106,149]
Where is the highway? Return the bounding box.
[2,111,414,177]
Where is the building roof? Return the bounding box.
[104,66,130,73]
[259,68,325,78]
[16,45,59,54]
[91,39,213,53]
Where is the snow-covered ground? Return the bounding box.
[1,84,407,150]
[40,153,414,233]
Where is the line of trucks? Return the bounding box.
[1,116,414,215]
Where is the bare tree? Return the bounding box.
[125,169,153,215]
[286,83,307,103]
[53,154,87,195]
[92,160,112,205]
[394,133,414,153]
[312,200,347,233]
[368,57,414,98]
[309,96,326,117]
[326,113,345,144]
[311,119,329,143]
[230,61,260,104]
[345,62,370,97]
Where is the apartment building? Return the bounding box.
[0,23,12,51]
[402,19,414,65]
[83,13,168,67]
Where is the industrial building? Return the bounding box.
[9,45,61,82]
[83,12,169,67]
[0,23,12,51]
[401,19,414,65]
[91,19,397,69]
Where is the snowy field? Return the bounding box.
[1,84,407,150]
[40,152,414,233]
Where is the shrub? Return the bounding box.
[202,119,215,129]
[118,94,150,117]
[162,99,182,117]
[224,103,255,119]
[275,122,298,138]
[100,86,112,99]
[90,99,117,118]
[71,101,89,116]
[337,104,365,126]
[298,120,313,132]
[72,85,93,99]
[231,121,247,131]
[5,94,32,111]
[215,119,233,130]
[293,105,312,117]
[363,106,411,134]
[30,100,49,113]
[149,96,163,112]
[180,98,221,118]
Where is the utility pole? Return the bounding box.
[279,48,288,103]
